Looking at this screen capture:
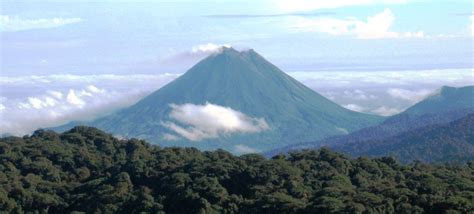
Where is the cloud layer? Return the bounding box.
[290,68,473,116]
[1,68,472,135]
[387,88,432,102]
[0,74,179,135]
[162,103,270,141]
[0,15,82,32]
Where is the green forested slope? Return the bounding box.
[1,127,473,213]
[403,86,474,115]
[332,114,474,163]
[55,48,381,152]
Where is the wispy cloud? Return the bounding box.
[160,43,231,65]
[470,15,474,36]
[288,68,474,90]
[387,88,432,103]
[205,12,335,19]
[371,106,401,116]
[190,43,231,55]
[343,89,377,100]
[290,9,424,39]
[343,104,366,112]
[0,15,82,32]
[275,0,408,12]
[161,102,270,141]
[234,144,259,154]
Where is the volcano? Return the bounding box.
[57,47,381,153]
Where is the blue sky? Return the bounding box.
[0,0,473,134]
[1,0,473,75]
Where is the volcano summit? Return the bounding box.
[57,47,381,153]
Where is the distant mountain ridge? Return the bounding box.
[333,113,474,163]
[266,85,474,162]
[54,47,381,153]
[403,86,474,115]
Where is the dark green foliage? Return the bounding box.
[1,127,473,213]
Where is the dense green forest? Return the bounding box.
[268,111,474,164]
[332,114,474,163]
[1,127,473,213]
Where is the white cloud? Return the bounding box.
[387,88,432,102]
[0,73,180,86]
[86,85,105,93]
[47,91,63,99]
[288,68,474,90]
[191,43,231,55]
[288,68,473,117]
[371,106,401,116]
[470,15,474,36]
[162,133,180,141]
[0,15,82,32]
[290,9,424,39]
[162,102,270,141]
[29,97,46,109]
[343,89,376,100]
[160,43,232,65]
[2,69,472,135]
[343,104,366,112]
[335,127,349,134]
[0,74,180,136]
[275,0,407,12]
[234,144,259,154]
[66,90,86,108]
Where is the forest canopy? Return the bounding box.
[1,126,473,213]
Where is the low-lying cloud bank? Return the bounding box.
[0,74,180,136]
[161,103,270,141]
[1,68,472,136]
[290,68,474,116]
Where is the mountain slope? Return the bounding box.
[403,86,474,115]
[332,114,474,163]
[266,85,474,161]
[55,48,381,153]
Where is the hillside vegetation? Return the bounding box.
[1,127,473,213]
[332,114,474,163]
